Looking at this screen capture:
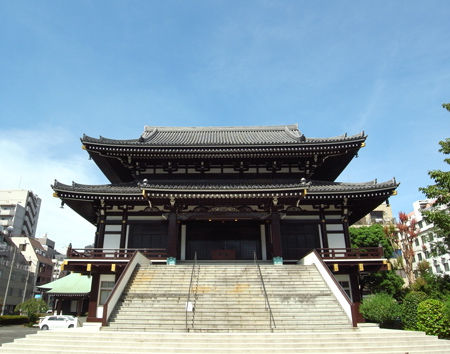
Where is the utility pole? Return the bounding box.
[21,257,32,303]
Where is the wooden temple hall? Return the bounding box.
[52,124,398,326]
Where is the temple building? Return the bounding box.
[52,124,398,325]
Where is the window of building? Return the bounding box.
[334,274,352,301]
[435,265,442,273]
[98,280,115,305]
[414,238,420,246]
[418,253,423,261]
[444,263,449,272]
[369,211,384,223]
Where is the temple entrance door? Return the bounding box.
[186,220,261,260]
[280,220,320,260]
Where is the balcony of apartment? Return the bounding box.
[0,209,14,216]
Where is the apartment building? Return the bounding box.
[409,199,450,276]
[0,190,41,238]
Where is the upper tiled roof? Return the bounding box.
[82,124,366,147]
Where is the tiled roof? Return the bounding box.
[37,272,91,295]
[52,178,397,196]
[82,124,366,147]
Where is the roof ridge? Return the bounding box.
[142,124,299,132]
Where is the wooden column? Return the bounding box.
[119,209,128,249]
[56,298,62,315]
[319,208,329,248]
[76,298,83,317]
[271,212,282,258]
[167,212,178,259]
[87,273,100,322]
[95,214,106,248]
[349,267,364,323]
[343,218,351,248]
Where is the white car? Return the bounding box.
[39,315,80,330]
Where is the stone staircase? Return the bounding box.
[2,328,450,353]
[107,264,193,331]
[260,264,351,330]
[188,264,271,331]
[105,263,351,332]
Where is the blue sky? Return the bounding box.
[1,1,449,249]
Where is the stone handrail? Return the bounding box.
[298,250,357,327]
[102,251,150,326]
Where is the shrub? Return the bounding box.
[416,299,450,338]
[401,291,428,330]
[15,298,48,317]
[444,296,450,320]
[0,315,29,326]
[360,293,401,327]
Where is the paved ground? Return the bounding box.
[0,325,39,346]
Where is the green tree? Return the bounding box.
[349,224,393,257]
[360,271,405,300]
[418,135,450,254]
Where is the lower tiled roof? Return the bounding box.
[52,178,397,196]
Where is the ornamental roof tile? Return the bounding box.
[82,124,366,147]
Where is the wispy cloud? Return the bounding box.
[0,127,101,250]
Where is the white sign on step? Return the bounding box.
[185,301,194,312]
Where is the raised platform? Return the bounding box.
[1,327,450,353]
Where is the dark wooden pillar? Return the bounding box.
[319,208,329,248]
[167,212,178,259]
[343,218,351,248]
[119,209,128,249]
[349,268,361,303]
[56,298,62,315]
[349,267,364,323]
[95,214,106,248]
[87,273,100,321]
[76,298,83,317]
[271,212,282,258]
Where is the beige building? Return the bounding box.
[353,202,395,226]
[0,190,41,238]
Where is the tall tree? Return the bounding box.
[418,103,450,254]
[385,213,419,285]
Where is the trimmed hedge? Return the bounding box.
[360,293,401,327]
[401,291,428,330]
[0,315,29,326]
[417,299,450,339]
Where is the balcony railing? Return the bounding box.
[283,247,384,260]
[316,247,384,259]
[67,248,167,260]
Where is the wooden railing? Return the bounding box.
[283,247,383,260]
[316,247,383,259]
[67,247,167,259]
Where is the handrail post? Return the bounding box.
[185,251,197,332]
[254,250,276,331]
